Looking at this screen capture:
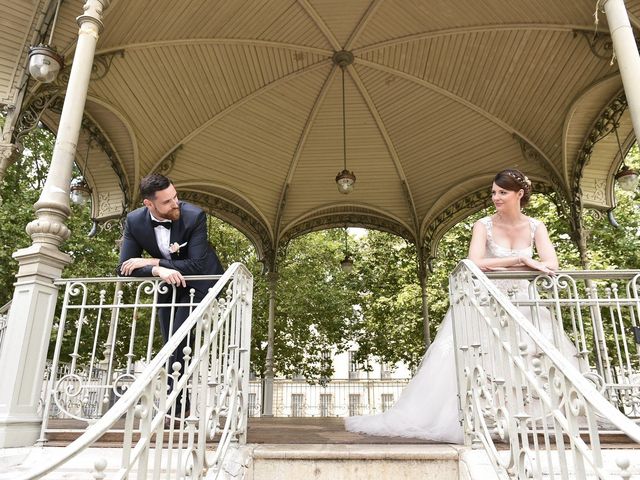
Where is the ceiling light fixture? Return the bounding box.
[613,120,639,192]
[70,136,92,205]
[28,0,64,83]
[333,50,356,194]
[340,227,354,273]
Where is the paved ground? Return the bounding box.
[246,417,436,444]
[44,417,437,446]
[44,417,634,447]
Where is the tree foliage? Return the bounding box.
[2,122,640,382]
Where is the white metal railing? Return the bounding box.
[486,268,640,418]
[247,379,409,417]
[22,262,253,480]
[451,260,640,479]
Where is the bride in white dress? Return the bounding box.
[344,169,569,444]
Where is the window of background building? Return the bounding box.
[320,393,332,417]
[381,393,394,412]
[348,393,361,416]
[348,351,361,380]
[380,362,392,379]
[291,393,304,417]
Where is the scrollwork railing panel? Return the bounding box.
[28,263,253,480]
[452,261,640,479]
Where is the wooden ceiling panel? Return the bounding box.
[306,0,373,47]
[0,0,45,105]
[88,43,326,175]
[355,0,598,49]
[168,70,329,224]
[281,72,410,228]
[97,0,331,51]
[5,0,639,249]
[356,64,523,218]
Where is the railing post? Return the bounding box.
[0,0,110,448]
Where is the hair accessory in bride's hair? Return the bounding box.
[507,171,531,190]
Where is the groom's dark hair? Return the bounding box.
[140,174,172,200]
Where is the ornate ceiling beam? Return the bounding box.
[179,190,274,263]
[572,92,627,208]
[280,211,414,246]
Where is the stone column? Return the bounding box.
[262,271,278,417]
[0,0,110,448]
[603,0,640,141]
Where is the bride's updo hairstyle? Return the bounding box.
[494,168,532,207]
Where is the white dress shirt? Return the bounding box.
[150,212,172,259]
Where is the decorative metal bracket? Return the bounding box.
[91,49,125,81]
[573,30,614,61]
[154,144,182,177]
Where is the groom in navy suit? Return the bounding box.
[117,173,224,413]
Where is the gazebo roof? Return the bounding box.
[1,0,638,260]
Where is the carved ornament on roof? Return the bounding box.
[573,92,627,207]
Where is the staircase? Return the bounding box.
[4,418,640,479]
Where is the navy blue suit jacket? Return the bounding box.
[117,201,224,294]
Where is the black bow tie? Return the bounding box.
[151,220,172,229]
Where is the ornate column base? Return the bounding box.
[0,244,71,448]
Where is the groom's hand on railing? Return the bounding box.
[152,266,187,287]
[120,257,159,275]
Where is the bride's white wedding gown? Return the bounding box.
[344,216,578,444]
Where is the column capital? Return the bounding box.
[27,199,72,247]
[12,243,72,280]
[77,0,111,33]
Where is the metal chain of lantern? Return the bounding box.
[340,226,354,273]
[333,50,356,194]
[70,135,92,205]
[613,120,639,192]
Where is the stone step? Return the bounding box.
[459,448,640,479]
[246,444,462,480]
[4,443,640,479]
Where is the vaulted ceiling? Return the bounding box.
[1,0,638,261]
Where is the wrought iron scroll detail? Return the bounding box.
[13,50,124,146]
[574,92,627,205]
[422,189,493,262]
[570,92,627,264]
[90,50,125,80]
[280,213,414,245]
[154,145,182,177]
[574,30,614,61]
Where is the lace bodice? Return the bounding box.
[479,216,539,259]
[479,216,540,297]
